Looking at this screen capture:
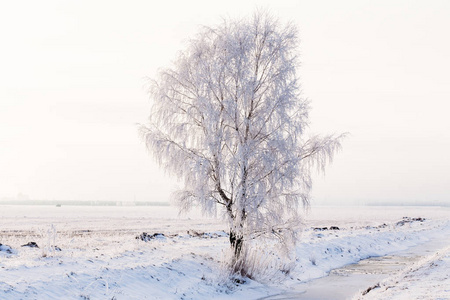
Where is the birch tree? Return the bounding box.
[141,11,344,273]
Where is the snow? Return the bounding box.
[355,246,450,300]
[0,205,449,299]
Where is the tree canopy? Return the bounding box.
[141,12,344,270]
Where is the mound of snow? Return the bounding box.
[0,243,16,255]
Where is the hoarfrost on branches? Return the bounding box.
[141,11,345,272]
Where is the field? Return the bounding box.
[1,205,449,299]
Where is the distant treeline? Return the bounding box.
[0,200,170,206]
[365,201,449,207]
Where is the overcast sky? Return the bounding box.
[1,0,449,205]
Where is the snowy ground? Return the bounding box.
[355,245,450,300]
[0,205,449,299]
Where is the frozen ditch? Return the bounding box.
[258,233,450,300]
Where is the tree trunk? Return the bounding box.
[229,230,244,259]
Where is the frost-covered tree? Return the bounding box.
[141,12,344,272]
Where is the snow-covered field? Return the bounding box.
[0,205,449,299]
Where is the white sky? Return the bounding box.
[1,0,449,205]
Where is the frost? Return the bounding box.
[141,11,345,269]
